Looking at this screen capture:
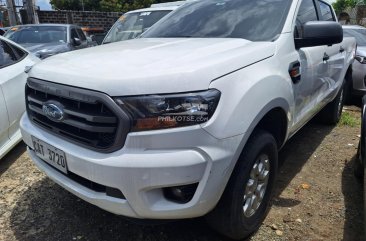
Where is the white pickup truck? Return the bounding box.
[20,0,356,239]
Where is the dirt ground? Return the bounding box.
[0,106,364,241]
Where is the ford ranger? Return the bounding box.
[20,0,356,239]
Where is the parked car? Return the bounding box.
[102,2,185,44]
[0,36,39,159]
[343,25,366,99]
[4,24,90,59]
[0,27,10,36]
[355,95,366,233]
[20,0,355,239]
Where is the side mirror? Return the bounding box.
[73,37,82,46]
[295,21,343,49]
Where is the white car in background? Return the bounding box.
[0,36,39,159]
[102,1,187,44]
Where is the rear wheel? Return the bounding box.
[319,83,345,125]
[206,130,278,240]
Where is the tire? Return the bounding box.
[354,142,364,182]
[206,130,278,240]
[319,83,345,125]
[343,75,353,105]
[355,96,366,182]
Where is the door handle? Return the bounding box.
[340,46,345,53]
[323,53,330,62]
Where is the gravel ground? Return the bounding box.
[0,107,364,241]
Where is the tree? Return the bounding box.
[51,0,102,11]
[332,0,364,14]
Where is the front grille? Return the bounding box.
[26,78,131,153]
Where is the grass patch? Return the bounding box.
[339,112,360,127]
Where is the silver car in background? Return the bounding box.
[343,25,366,98]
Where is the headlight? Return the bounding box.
[355,55,366,64]
[114,89,221,132]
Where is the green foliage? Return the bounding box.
[50,0,177,12]
[339,112,360,127]
[332,0,366,14]
[50,0,101,11]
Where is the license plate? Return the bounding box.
[31,136,68,174]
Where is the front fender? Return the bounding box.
[203,57,293,141]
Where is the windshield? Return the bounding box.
[343,28,366,46]
[103,10,171,44]
[4,26,67,44]
[143,0,292,41]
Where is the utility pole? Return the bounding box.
[6,0,16,26]
[23,0,38,24]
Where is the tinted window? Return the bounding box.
[344,28,366,46]
[143,0,292,41]
[12,44,26,58]
[5,26,67,44]
[71,28,78,39]
[0,40,17,68]
[318,1,335,21]
[76,28,87,41]
[295,0,318,38]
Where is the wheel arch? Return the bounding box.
[240,98,290,151]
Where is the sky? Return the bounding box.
[36,0,52,10]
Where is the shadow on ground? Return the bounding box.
[274,119,334,205]
[0,142,26,177]
[8,120,361,240]
[9,177,232,241]
[342,155,364,241]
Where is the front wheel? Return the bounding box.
[206,130,278,240]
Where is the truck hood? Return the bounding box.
[29,38,276,96]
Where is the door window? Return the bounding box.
[0,40,17,68]
[318,1,335,21]
[295,0,318,38]
[76,28,86,41]
[71,28,79,39]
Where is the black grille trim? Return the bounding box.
[26,78,131,153]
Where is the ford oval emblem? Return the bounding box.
[42,102,65,122]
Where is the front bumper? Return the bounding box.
[21,113,243,219]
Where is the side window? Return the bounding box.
[71,28,78,40]
[10,43,26,59]
[0,40,17,68]
[318,1,335,21]
[76,28,87,41]
[295,0,318,38]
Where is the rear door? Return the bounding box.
[0,85,9,149]
[0,39,32,141]
[313,0,346,105]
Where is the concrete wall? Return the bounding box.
[37,10,124,32]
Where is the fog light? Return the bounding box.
[163,183,199,204]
